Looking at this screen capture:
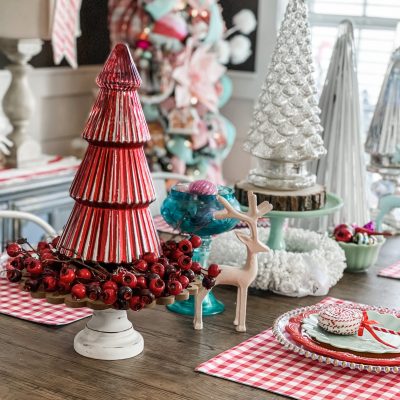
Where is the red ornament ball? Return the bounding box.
[121,272,137,288]
[167,280,183,296]
[334,225,354,243]
[71,283,87,300]
[142,252,158,264]
[60,265,76,284]
[76,268,92,281]
[43,276,58,292]
[6,242,21,257]
[207,264,221,278]
[149,278,165,297]
[102,288,117,305]
[190,235,202,249]
[25,257,43,276]
[178,239,193,254]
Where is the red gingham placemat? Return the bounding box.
[153,215,270,234]
[196,297,400,400]
[378,261,400,280]
[0,278,92,326]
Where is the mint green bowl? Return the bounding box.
[338,239,385,272]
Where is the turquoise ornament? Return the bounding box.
[203,3,224,44]
[142,104,160,122]
[166,136,194,164]
[145,0,177,20]
[218,115,236,160]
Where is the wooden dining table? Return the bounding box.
[0,236,399,400]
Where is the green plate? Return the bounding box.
[303,311,400,354]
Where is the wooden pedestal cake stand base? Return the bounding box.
[28,281,200,360]
[235,181,343,250]
[235,180,326,212]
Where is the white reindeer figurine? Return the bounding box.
[193,191,272,332]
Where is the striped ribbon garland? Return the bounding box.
[52,0,82,68]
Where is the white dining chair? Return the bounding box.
[150,172,193,216]
[0,210,57,240]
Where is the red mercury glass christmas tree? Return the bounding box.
[57,43,160,263]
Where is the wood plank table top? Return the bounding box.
[0,237,399,400]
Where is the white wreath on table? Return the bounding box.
[209,227,346,297]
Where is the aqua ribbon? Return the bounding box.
[145,0,178,20]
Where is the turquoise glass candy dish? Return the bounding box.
[161,184,240,316]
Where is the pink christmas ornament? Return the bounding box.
[153,13,188,41]
[188,179,218,195]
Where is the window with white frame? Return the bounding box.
[308,0,400,129]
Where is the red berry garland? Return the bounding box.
[3,234,221,310]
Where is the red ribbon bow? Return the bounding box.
[357,310,397,349]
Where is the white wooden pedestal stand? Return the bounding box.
[74,309,144,360]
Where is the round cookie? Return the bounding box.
[318,306,363,335]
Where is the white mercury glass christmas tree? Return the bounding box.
[297,21,370,231]
[244,0,326,191]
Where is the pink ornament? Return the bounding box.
[188,180,218,195]
[363,221,376,231]
[153,13,188,41]
[136,39,151,50]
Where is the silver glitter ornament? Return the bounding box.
[244,0,326,190]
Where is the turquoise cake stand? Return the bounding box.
[258,193,343,250]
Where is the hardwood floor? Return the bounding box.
[0,237,399,400]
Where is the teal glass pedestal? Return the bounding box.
[265,193,343,250]
[162,184,240,316]
[166,292,225,315]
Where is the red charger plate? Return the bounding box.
[286,310,400,367]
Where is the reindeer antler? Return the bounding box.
[214,191,272,222]
[214,191,271,254]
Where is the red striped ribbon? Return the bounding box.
[52,0,82,68]
[358,310,398,349]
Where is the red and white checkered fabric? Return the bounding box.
[378,261,400,280]
[196,297,400,400]
[0,278,91,326]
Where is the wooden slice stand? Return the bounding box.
[23,280,200,360]
[235,180,326,212]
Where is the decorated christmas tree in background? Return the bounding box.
[58,43,160,263]
[244,0,326,190]
[108,0,257,182]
